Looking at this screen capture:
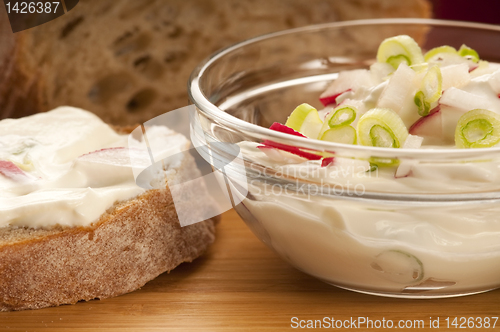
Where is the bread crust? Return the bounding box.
[0,187,216,311]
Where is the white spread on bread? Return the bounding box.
[0,107,189,228]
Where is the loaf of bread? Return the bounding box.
[0,0,431,124]
[0,108,217,311]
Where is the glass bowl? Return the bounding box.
[188,19,500,298]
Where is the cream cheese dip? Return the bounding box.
[0,107,188,229]
[232,142,500,295]
[225,36,500,296]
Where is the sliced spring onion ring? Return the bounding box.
[424,44,480,64]
[377,35,424,69]
[414,65,442,116]
[285,103,323,138]
[455,109,500,148]
[386,54,410,69]
[413,91,429,116]
[320,125,357,145]
[458,44,480,63]
[369,157,400,167]
[328,105,357,127]
[409,62,429,73]
[357,108,408,148]
[371,250,424,283]
[421,66,442,104]
[318,105,357,139]
[423,45,457,62]
[367,163,378,172]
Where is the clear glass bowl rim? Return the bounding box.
[188,18,500,160]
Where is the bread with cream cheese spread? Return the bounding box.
[0,115,217,311]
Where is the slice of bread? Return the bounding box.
[0,0,431,125]
[0,120,217,311]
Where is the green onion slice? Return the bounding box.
[414,91,430,117]
[285,103,323,138]
[320,125,357,145]
[424,44,480,63]
[328,105,357,127]
[410,63,429,73]
[423,45,457,62]
[458,44,480,63]
[357,108,409,148]
[455,109,500,148]
[387,54,411,69]
[369,157,400,167]
[367,163,378,172]
[414,65,442,116]
[377,35,424,69]
[318,105,357,139]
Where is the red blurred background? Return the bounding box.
[431,0,500,25]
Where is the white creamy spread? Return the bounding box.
[0,107,188,228]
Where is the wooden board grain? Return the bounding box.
[2,209,500,331]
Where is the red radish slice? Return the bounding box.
[395,160,416,178]
[257,146,308,163]
[261,122,322,160]
[320,69,374,106]
[79,147,133,166]
[0,160,33,182]
[78,147,151,168]
[257,146,288,162]
[469,66,479,73]
[319,89,351,107]
[269,122,306,137]
[440,105,468,143]
[321,157,335,167]
[76,147,153,187]
[334,90,355,105]
[260,140,322,160]
[409,107,442,139]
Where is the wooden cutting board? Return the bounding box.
[2,209,500,331]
